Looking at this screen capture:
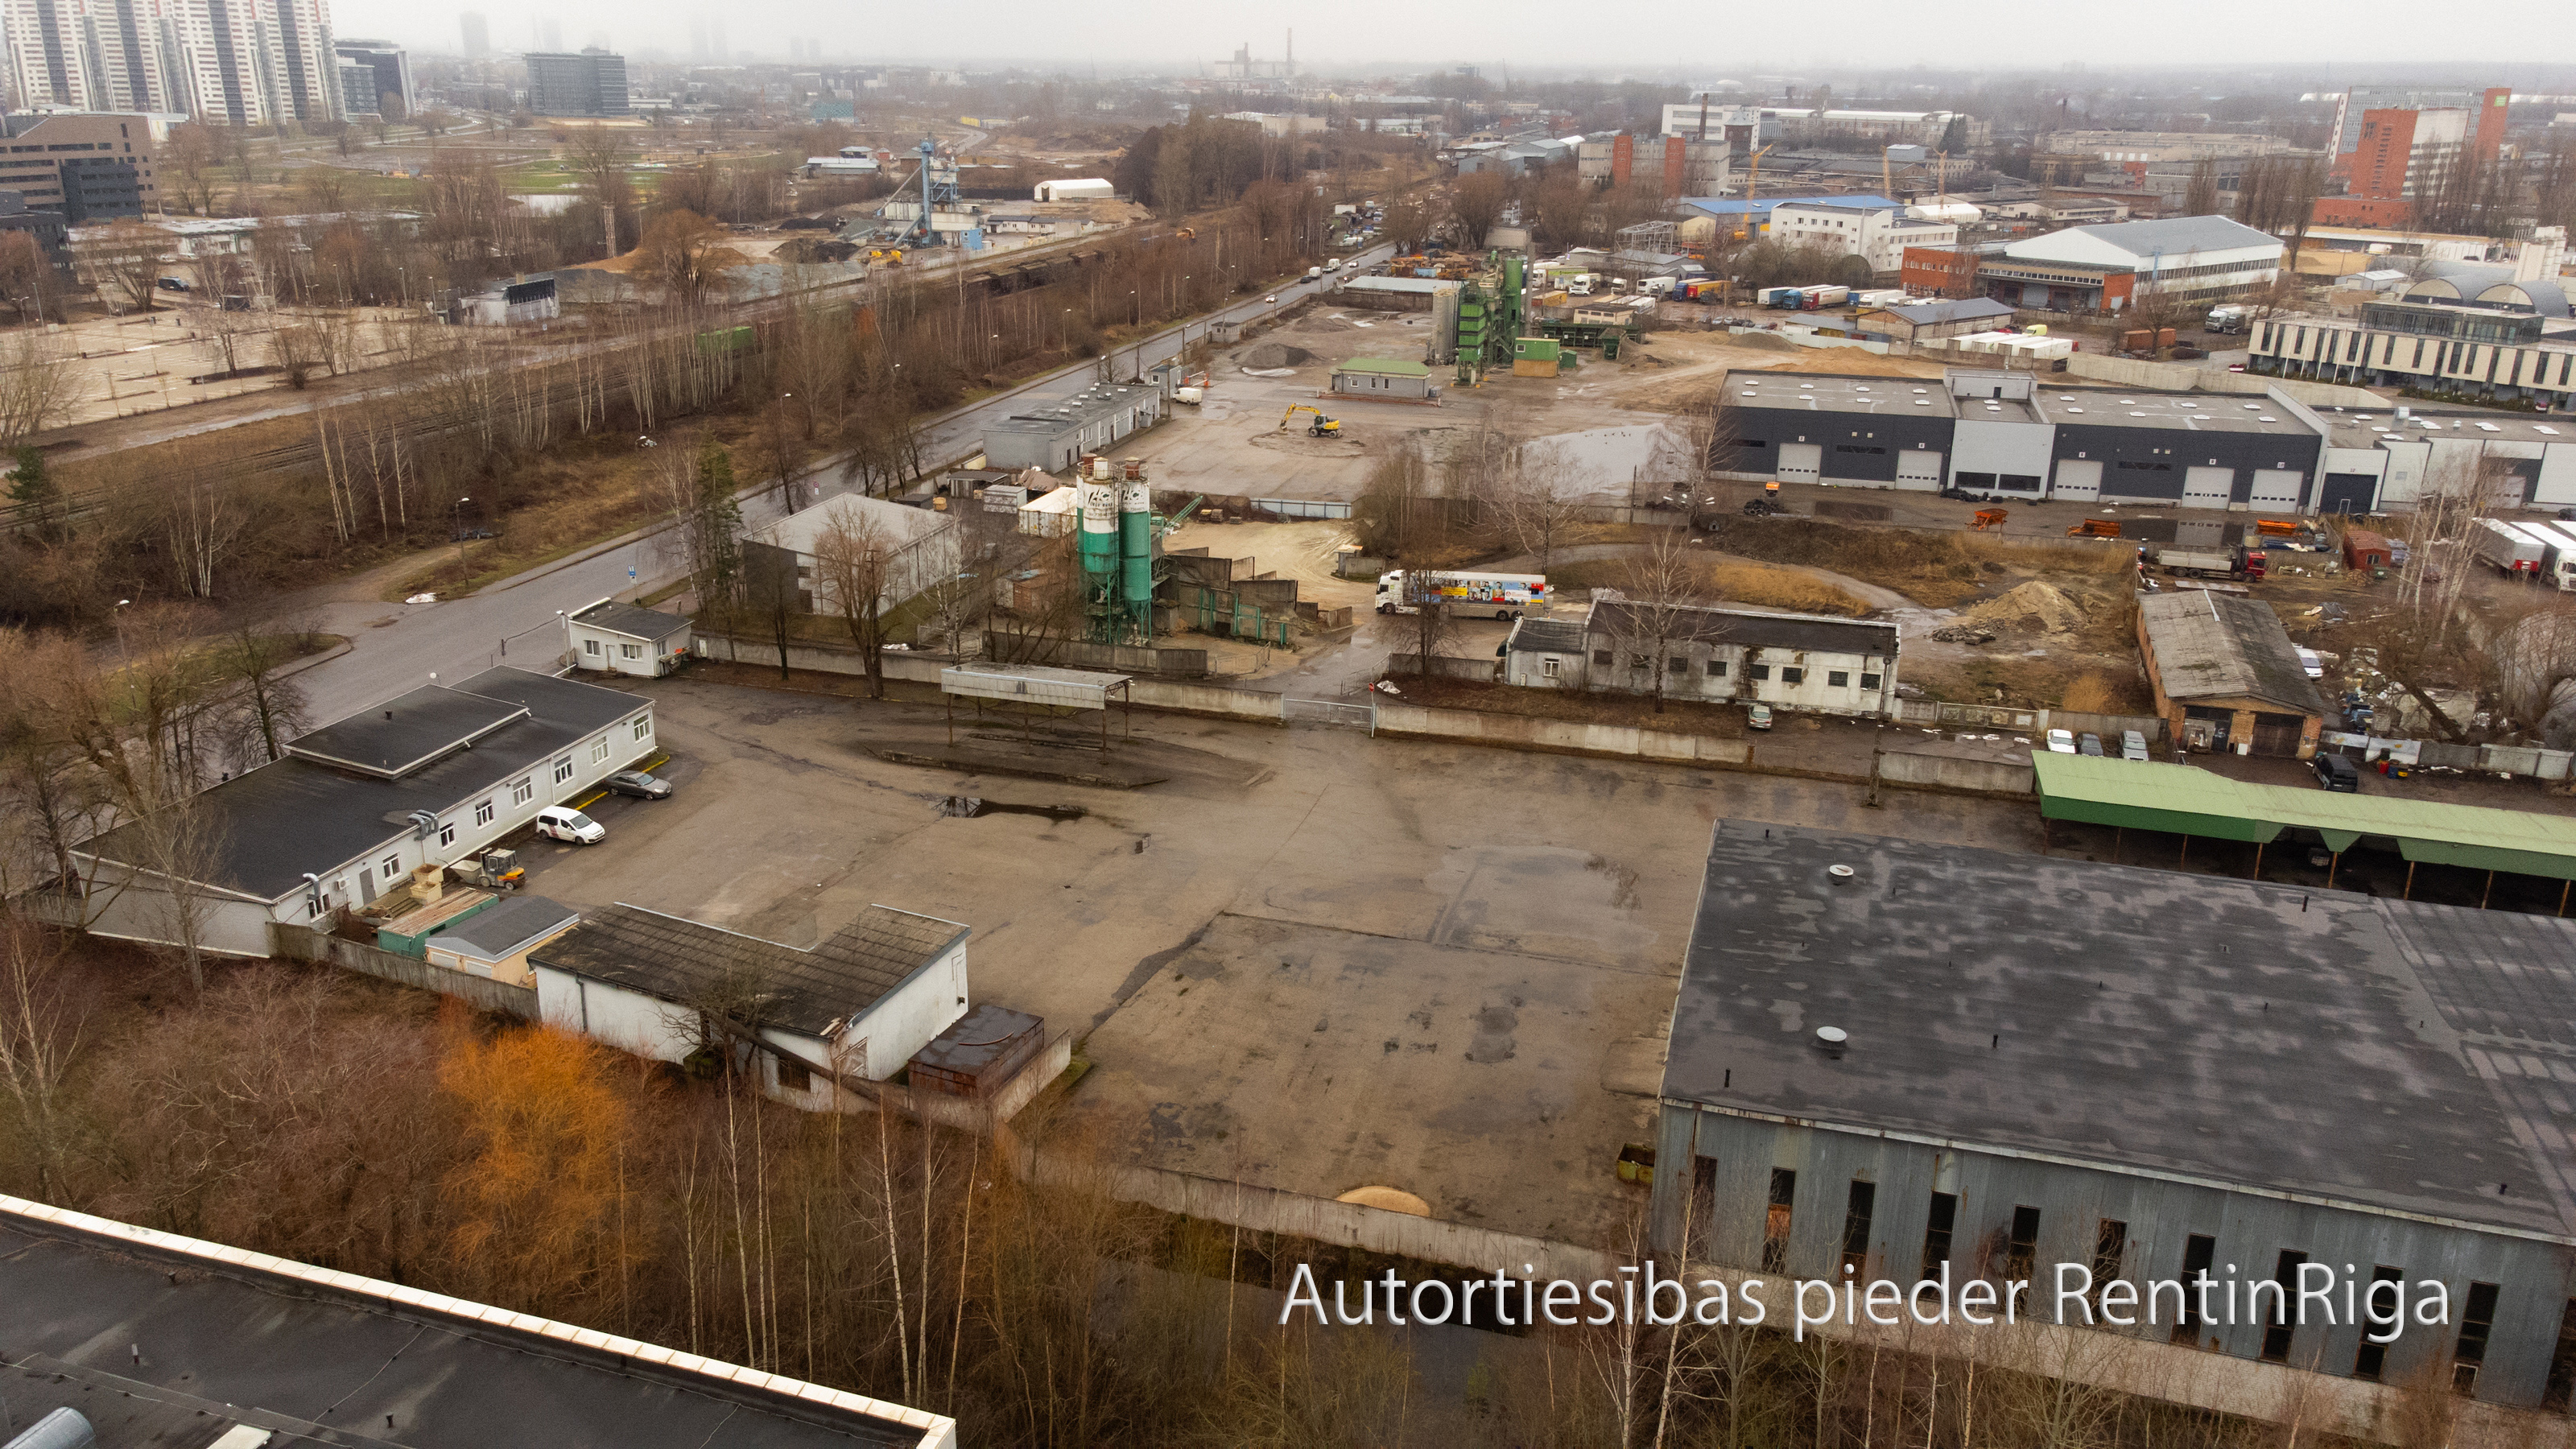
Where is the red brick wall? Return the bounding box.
[2347,108,2418,201]
[2312,196,2416,228]
[1612,134,1633,186]
[1662,137,1686,197]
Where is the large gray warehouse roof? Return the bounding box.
[1665,825,2576,1241]
[533,902,967,1037]
[0,1194,949,1447]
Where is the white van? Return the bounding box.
[1323,258,1343,272]
[1566,275,1594,297]
[534,805,606,845]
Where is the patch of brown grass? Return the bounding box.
[1542,555,1870,617]
[1716,518,2127,608]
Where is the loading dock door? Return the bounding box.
[2182,466,2234,509]
[2318,472,2378,514]
[2248,469,2303,512]
[2052,459,2101,502]
[1895,451,1943,490]
[1777,443,1822,485]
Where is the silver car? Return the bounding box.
[2120,730,2149,762]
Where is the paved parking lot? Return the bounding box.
[518,675,2052,1245]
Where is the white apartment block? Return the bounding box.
[6,0,340,125]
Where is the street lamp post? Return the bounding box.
[452,496,471,575]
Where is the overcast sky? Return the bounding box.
[332,0,2576,77]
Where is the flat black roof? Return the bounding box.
[0,1195,948,1448]
[1665,824,2576,1240]
[533,903,967,1038]
[573,599,692,642]
[284,683,527,779]
[80,669,646,902]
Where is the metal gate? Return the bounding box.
[2182,466,2234,509]
[1285,697,1375,734]
[1776,443,1822,484]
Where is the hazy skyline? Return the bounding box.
[333,0,2576,74]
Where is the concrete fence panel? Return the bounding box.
[1878,748,2035,796]
[1384,653,1501,683]
[270,922,540,1019]
[1373,702,1751,766]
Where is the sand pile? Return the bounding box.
[1241,342,1317,369]
[1960,580,2091,636]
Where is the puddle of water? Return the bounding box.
[934,796,1087,824]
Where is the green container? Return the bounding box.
[1514,336,1559,362]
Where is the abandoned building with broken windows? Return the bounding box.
[1650,824,2576,1416]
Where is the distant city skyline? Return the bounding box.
[323,1,2576,70]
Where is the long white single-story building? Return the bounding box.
[72,669,656,958]
[1504,599,1901,718]
[529,902,971,1111]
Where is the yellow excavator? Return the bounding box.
[1281,404,1341,437]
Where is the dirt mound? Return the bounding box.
[1960,580,2091,636]
[1757,352,1944,378]
[1241,342,1317,369]
[1724,332,1800,353]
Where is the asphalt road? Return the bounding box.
[287,245,1399,725]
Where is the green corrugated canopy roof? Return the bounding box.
[2031,753,2576,879]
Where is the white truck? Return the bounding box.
[2206,303,2252,334]
[2471,517,2546,577]
[1376,569,1550,618]
[2507,520,2576,590]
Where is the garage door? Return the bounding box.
[1777,443,1822,485]
[1895,451,1943,490]
[2182,466,2234,509]
[2250,712,2306,758]
[2052,459,2101,502]
[2248,469,2303,512]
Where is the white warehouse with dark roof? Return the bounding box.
[72,668,658,958]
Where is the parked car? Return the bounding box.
[2078,732,2105,757]
[603,770,673,799]
[2045,729,2077,753]
[2314,753,2361,793]
[155,276,190,292]
[2120,729,2149,762]
[2295,646,2324,679]
[534,805,606,844]
[1746,703,1773,730]
[451,526,497,541]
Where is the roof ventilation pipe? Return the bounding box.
[408,811,440,839]
[1814,1026,1848,1058]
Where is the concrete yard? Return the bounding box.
[516,675,2052,1251]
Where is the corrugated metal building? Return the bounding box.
[1650,824,2576,1411]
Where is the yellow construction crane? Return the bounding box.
[1281,404,1341,437]
[1739,146,1775,240]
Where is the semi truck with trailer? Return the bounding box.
[2506,520,2576,590]
[1376,570,1550,618]
[2143,543,2267,580]
[2471,517,2546,577]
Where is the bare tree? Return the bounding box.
[211,618,316,767]
[0,913,96,1199]
[0,330,71,447]
[1604,530,1715,712]
[562,126,634,258]
[810,508,898,698]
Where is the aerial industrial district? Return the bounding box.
[7,22,2576,1449]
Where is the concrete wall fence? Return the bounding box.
[1373,701,1753,766]
[270,921,540,1019]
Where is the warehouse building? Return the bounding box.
[1856,296,2015,343]
[981,381,1167,473]
[531,901,971,1111]
[2136,589,2328,758]
[1502,599,1900,719]
[1720,369,2331,512]
[0,1195,956,1447]
[72,669,657,958]
[1650,824,2576,1415]
[2308,407,2576,515]
[1329,356,1434,399]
